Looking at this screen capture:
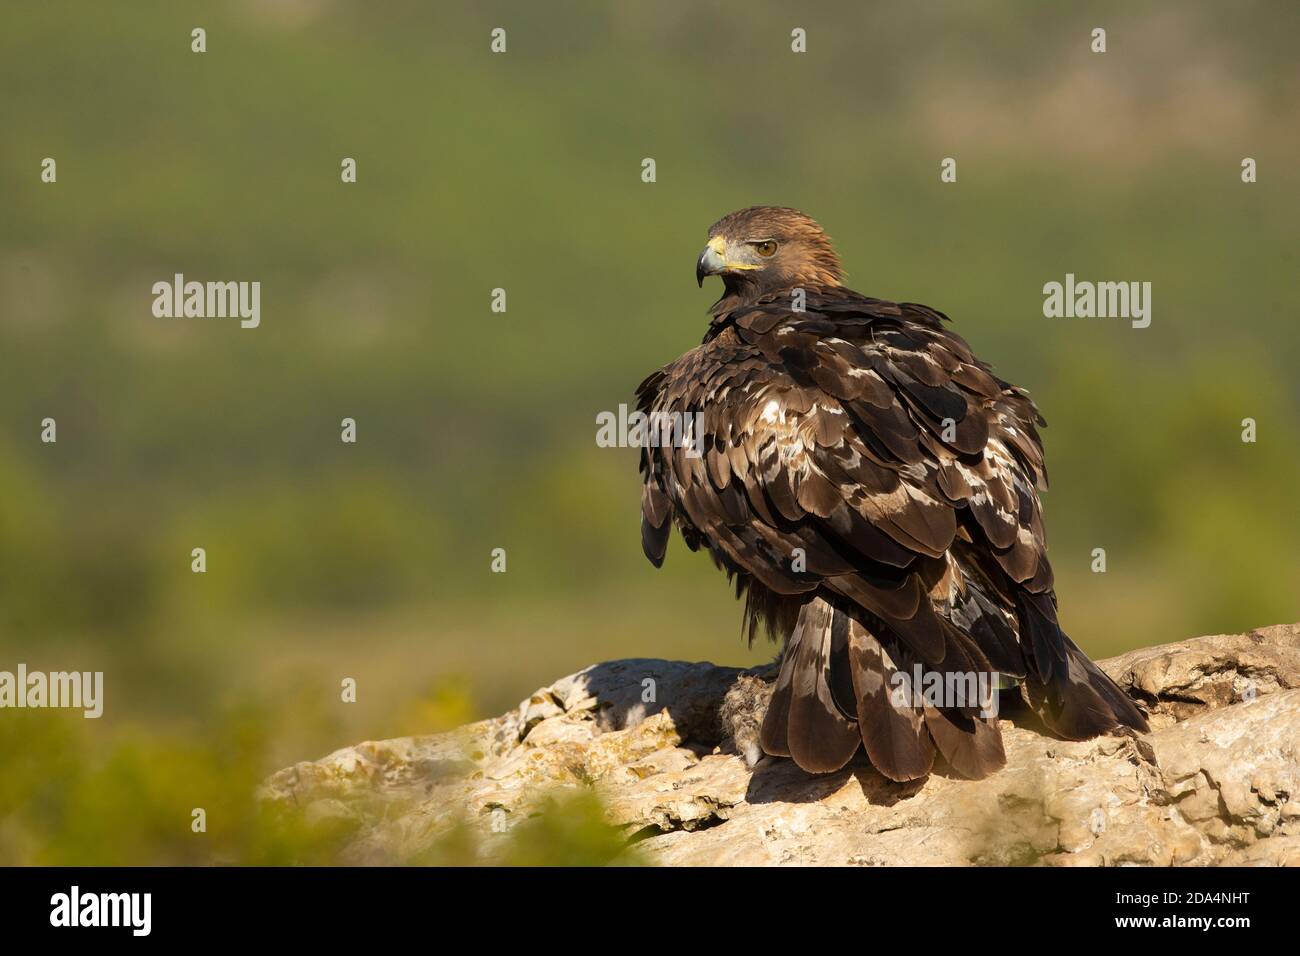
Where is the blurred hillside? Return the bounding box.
[0,1,1297,863]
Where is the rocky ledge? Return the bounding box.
[260,623,1300,865]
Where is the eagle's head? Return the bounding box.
[696,206,844,303]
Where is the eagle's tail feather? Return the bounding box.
[1017,591,1150,739]
[921,703,1006,779]
[845,614,936,781]
[760,598,860,772]
[760,598,1005,780]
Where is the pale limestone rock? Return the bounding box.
[259,623,1300,865]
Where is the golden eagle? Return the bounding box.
[636,206,1148,780]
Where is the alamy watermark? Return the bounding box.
[152,273,261,328]
[890,665,1001,719]
[0,664,103,718]
[596,403,704,457]
[50,886,150,936]
[1043,273,1151,328]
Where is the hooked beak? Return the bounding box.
[695,236,728,287]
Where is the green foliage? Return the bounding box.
[0,706,638,866]
[0,706,354,866]
[406,791,642,867]
[491,791,642,867]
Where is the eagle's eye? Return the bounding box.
[751,239,778,258]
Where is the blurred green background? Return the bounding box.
[1,1,1297,863]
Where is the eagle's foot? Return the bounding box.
[719,672,776,768]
